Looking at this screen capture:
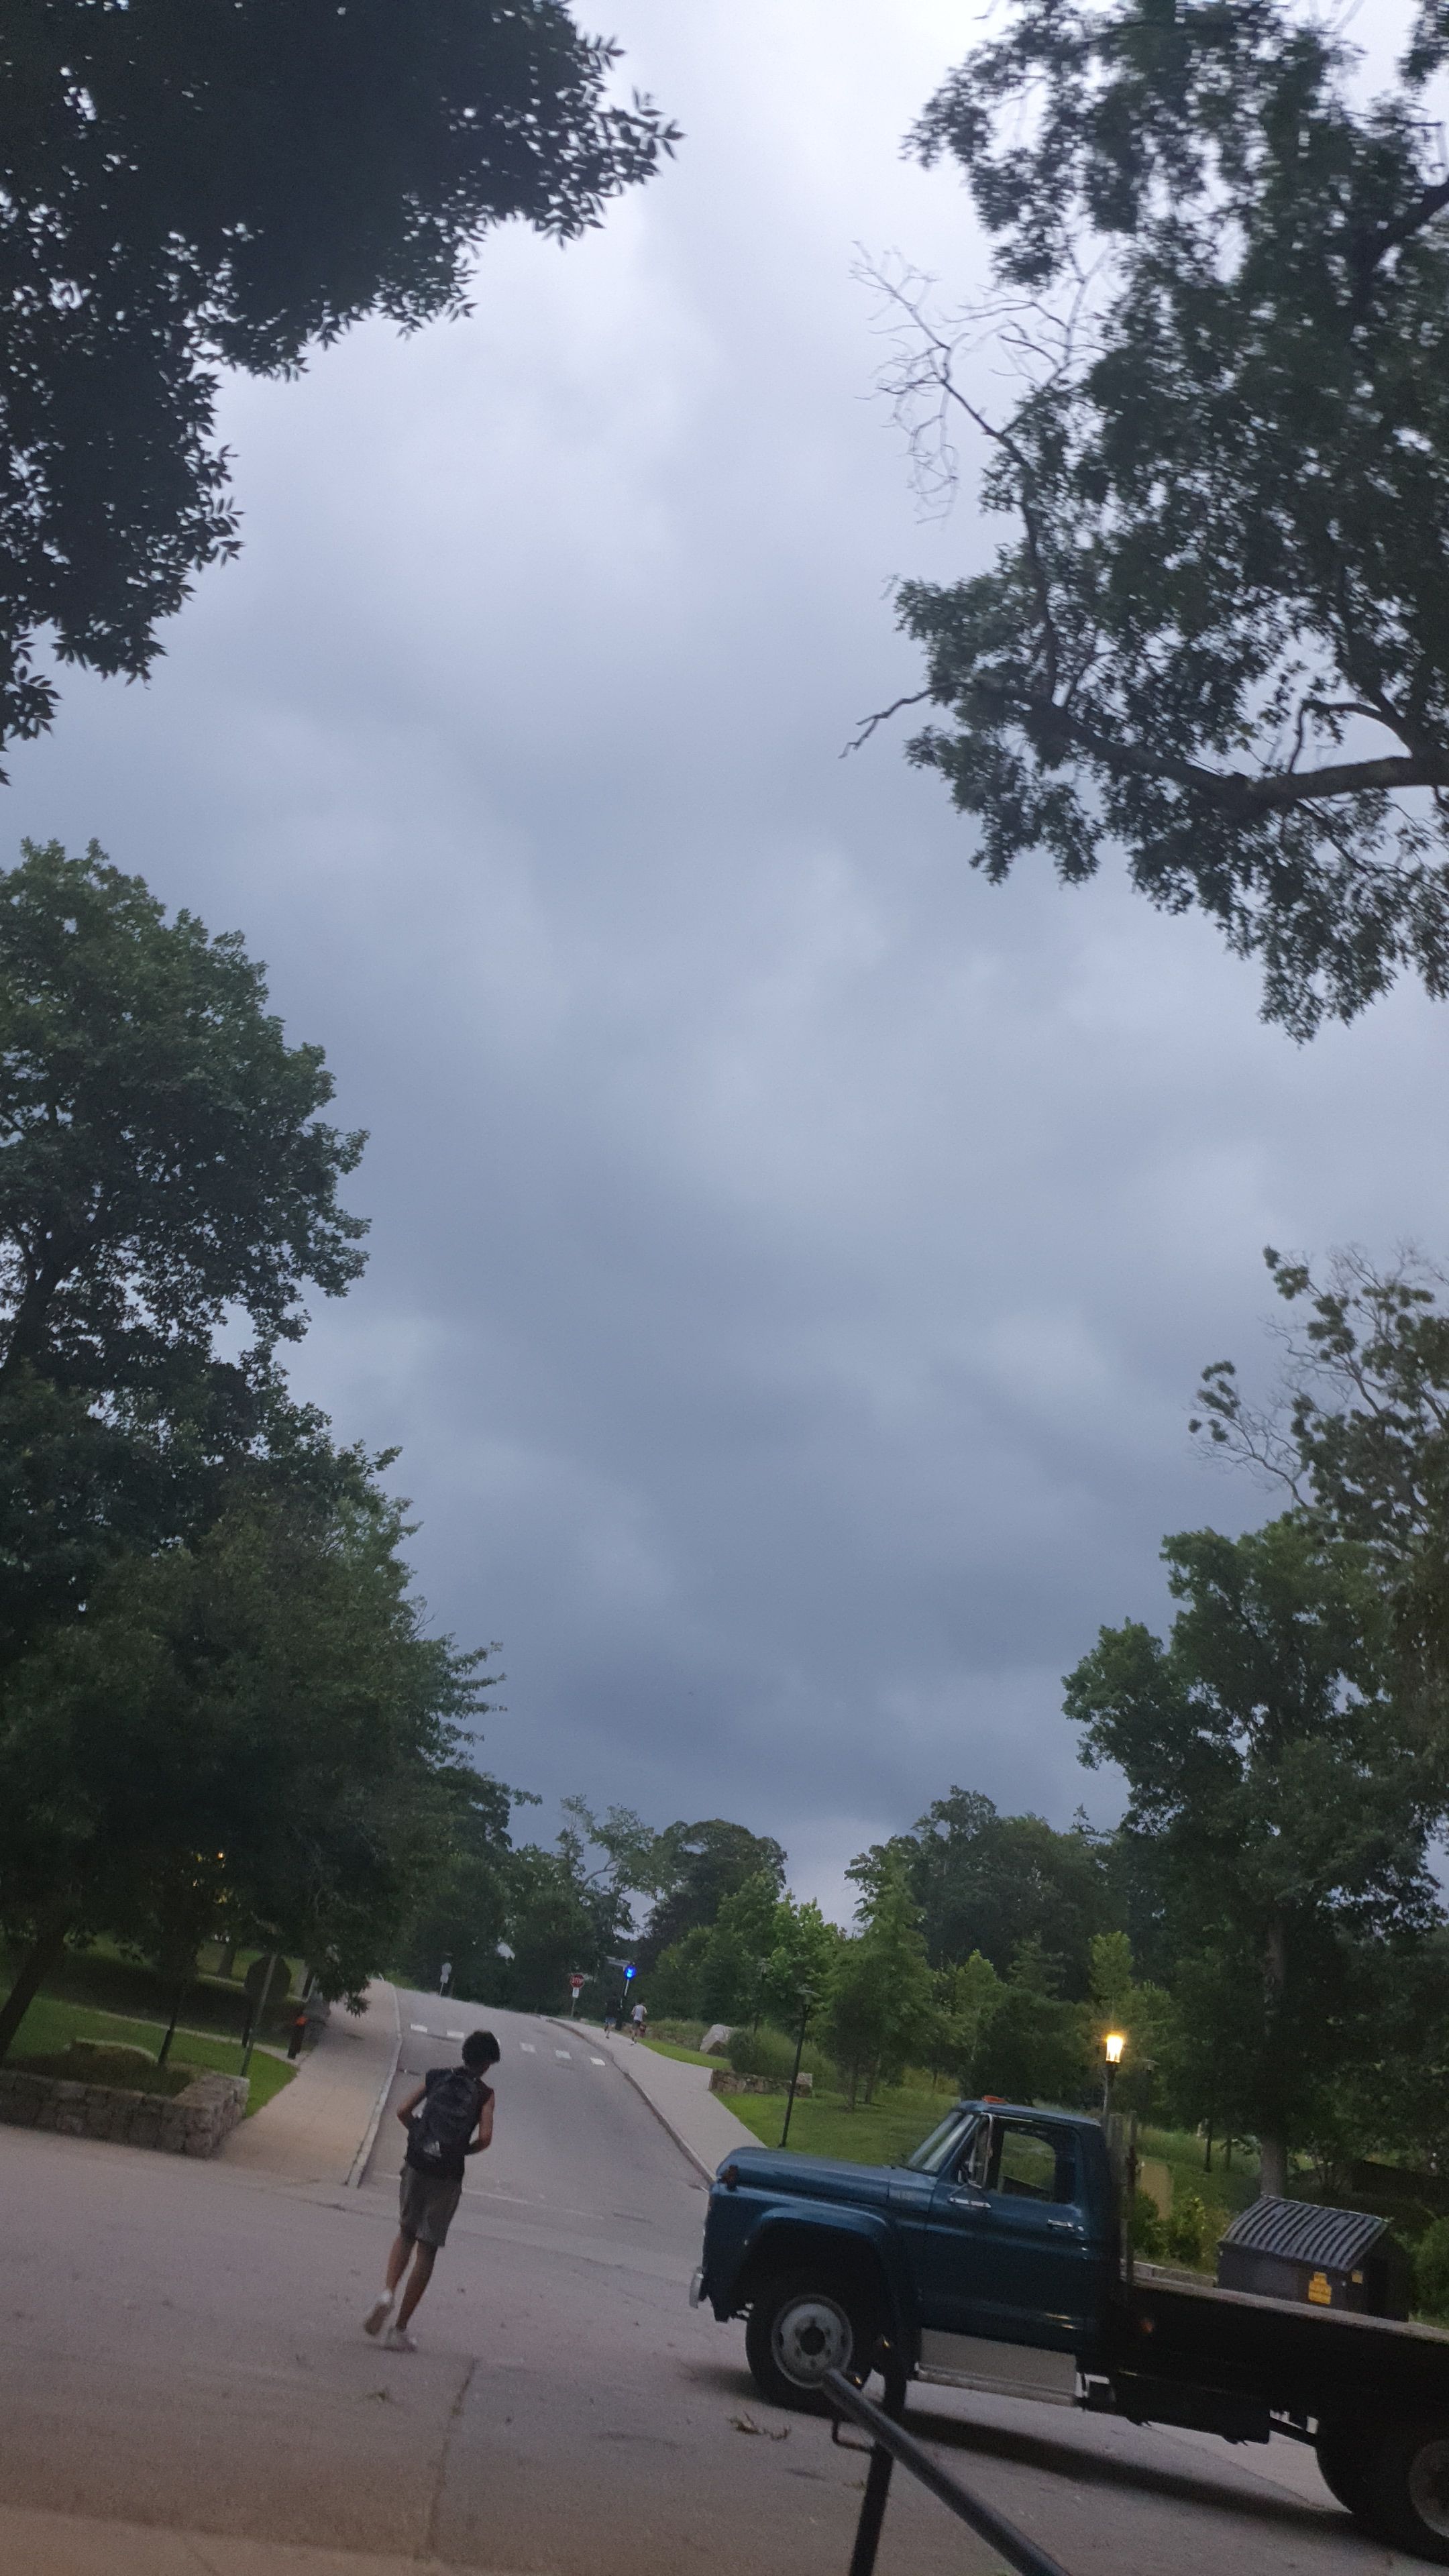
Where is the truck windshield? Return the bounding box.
[904,2108,978,2176]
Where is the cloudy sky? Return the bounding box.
[7,1,1446,1916]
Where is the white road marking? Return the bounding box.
[446,2029,465,2040]
[409,2023,427,2032]
[555,2049,572,2060]
[519,2043,536,2053]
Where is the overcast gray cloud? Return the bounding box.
[7,1,1447,1915]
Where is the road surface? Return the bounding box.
[0,1989,1418,2572]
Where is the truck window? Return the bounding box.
[956,2118,1077,2203]
[905,2108,979,2176]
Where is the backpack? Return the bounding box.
[407,2068,482,2173]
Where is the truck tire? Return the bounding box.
[744,2269,878,2413]
[1315,2417,1376,2521]
[1359,2414,1449,2563]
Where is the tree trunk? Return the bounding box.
[0,1900,74,2065]
[1260,1915,1289,2197]
[1259,2133,1289,2198]
[1203,2120,1213,2174]
[217,1943,238,1980]
[156,1972,189,2066]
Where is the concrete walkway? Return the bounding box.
[223,1979,400,2187]
[561,2021,757,2180]
[0,2500,533,2576]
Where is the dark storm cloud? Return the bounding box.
[7,2,1446,1913]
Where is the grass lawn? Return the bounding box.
[641,2037,718,2068]
[725,2078,954,2167]
[7,1994,295,2115]
[1,1937,303,2049]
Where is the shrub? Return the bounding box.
[1164,2190,1213,2267]
[1130,2188,1165,2260]
[729,2025,798,2080]
[1415,2218,1449,2319]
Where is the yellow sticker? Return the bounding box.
[1307,2271,1332,2306]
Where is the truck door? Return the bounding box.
[925,2116,1093,2350]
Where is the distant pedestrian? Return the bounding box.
[629,2000,647,2043]
[364,2028,499,2351]
[604,1995,623,2032]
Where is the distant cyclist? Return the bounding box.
[629,1999,647,2044]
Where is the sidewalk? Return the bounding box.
[0,2500,532,2575]
[223,1979,400,2188]
[567,2021,758,2180]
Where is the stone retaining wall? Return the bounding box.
[0,2067,249,2157]
[708,2068,812,2098]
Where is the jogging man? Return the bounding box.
[364,2027,499,2350]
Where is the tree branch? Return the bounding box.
[843,690,932,756]
[974,683,1449,814]
[1353,174,1449,280]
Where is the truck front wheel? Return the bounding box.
[1360,2414,1449,2563]
[745,2270,877,2413]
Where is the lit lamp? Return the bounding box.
[1103,2030,1126,2118]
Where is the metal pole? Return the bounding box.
[847,2443,894,2576]
[239,1951,279,2079]
[824,2371,1075,2576]
[780,1992,810,2149]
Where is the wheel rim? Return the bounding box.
[1409,2438,1449,2539]
[771,2292,855,2390]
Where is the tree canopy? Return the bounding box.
[0,839,367,1651]
[871,0,1449,1032]
[1065,1513,1442,2188]
[0,1468,495,2059]
[0,1,676,756]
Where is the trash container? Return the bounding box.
[1216,2196,1410,2318]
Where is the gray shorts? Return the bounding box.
[399,2164,463,2248]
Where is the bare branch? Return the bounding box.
[843,690,932,757]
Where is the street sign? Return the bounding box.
[568,1974,584,1994]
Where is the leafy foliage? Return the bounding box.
[0,840,370,1658]
[1067,1513,1443,2181]
[870,1784,1116,1996]
[0,1472,496,2057]
[873,1,1449,1030]
[0,3,676,755]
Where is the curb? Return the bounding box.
[346,1979,402,2188]
[545,2016,718,2185]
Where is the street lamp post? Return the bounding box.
[1102,2029,1126,2121]
[780,1986,816,2151]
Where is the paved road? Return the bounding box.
[0,1988,1419,2573]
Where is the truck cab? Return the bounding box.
[696,2098,1115,2410]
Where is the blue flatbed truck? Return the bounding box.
[691,2097,1449,2563]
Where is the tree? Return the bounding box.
[826,1854,934,2109]
[0,839,367,1654]
[975,1935,1085,2108]
[391,1768,519,2002]
[866,1786,1115,1996]
[1065,1515,1442,2191]
[865,1,1449,1032]
[0,5,676,758]
[927,1949,1004,2095]
[760,1895,842,2032]
[0,1470,495,2060]
[637,1818,786,1965]
[1192,1246,1449,1715]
